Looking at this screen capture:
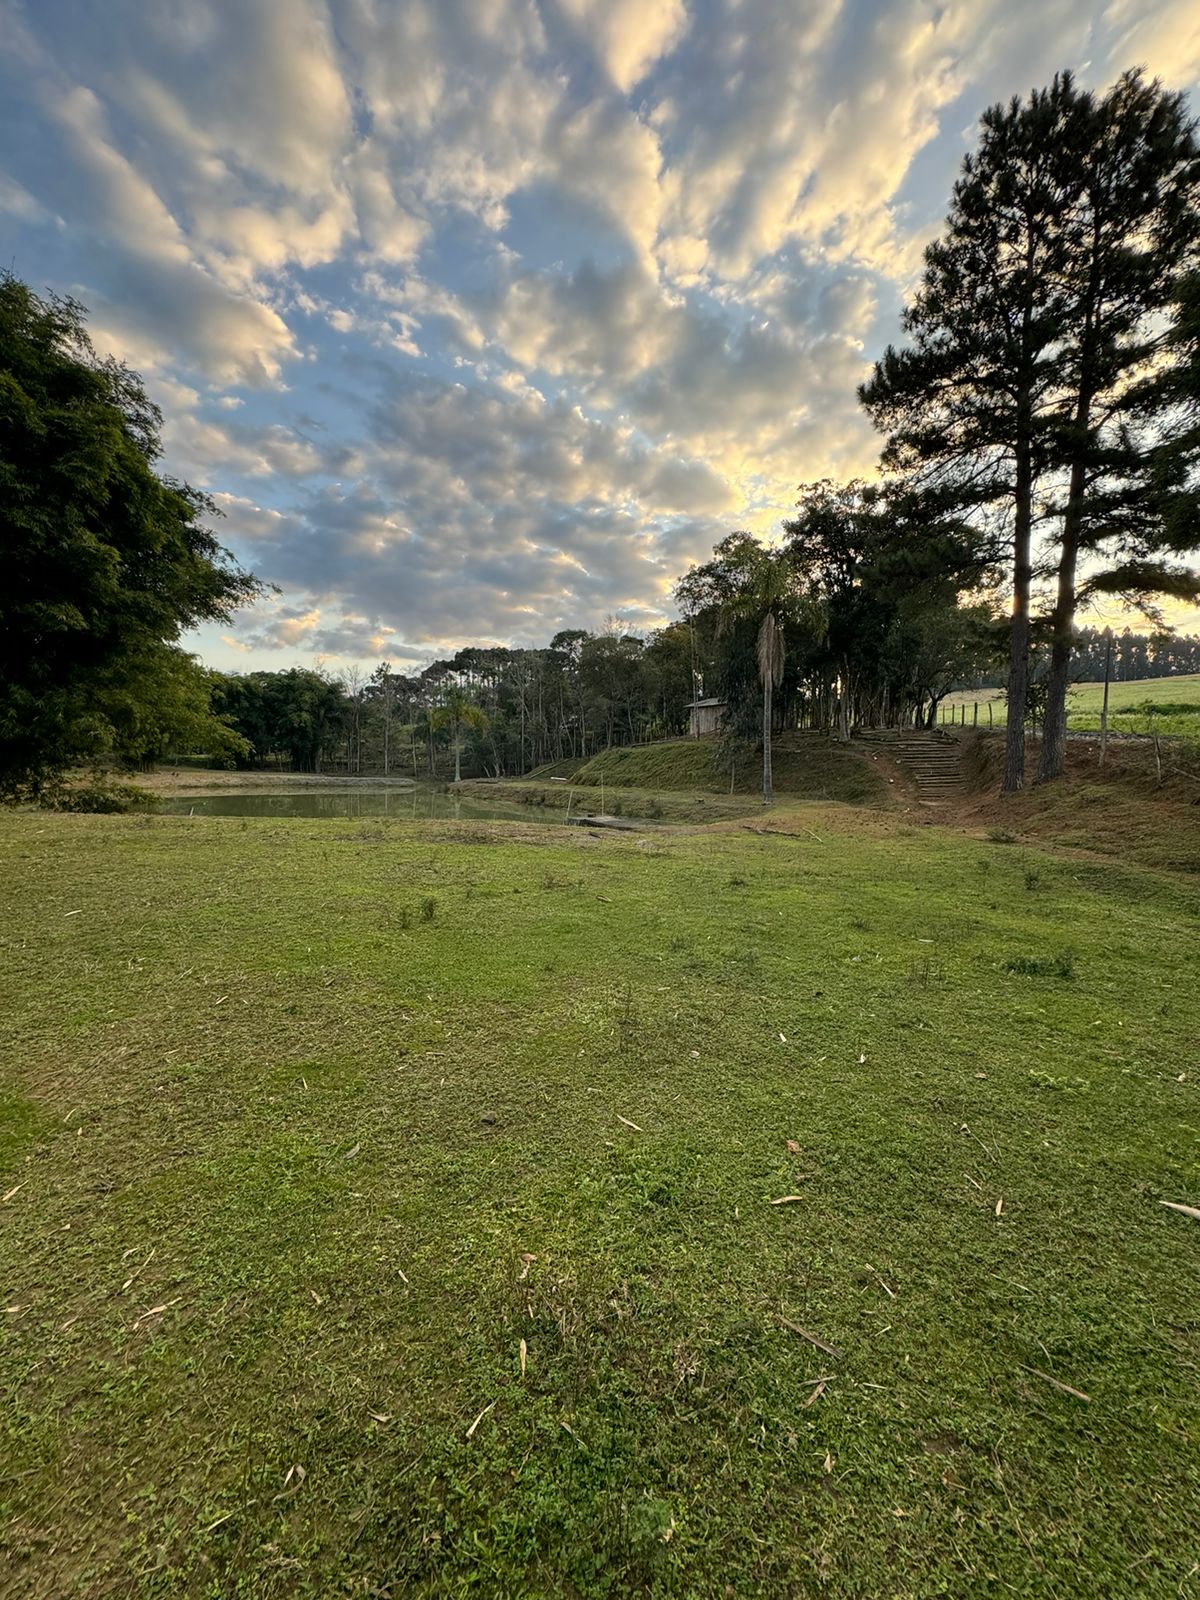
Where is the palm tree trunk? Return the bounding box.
[838,664,851,743]
[762,676,773,805]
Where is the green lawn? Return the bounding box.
[2,807,1199,1597]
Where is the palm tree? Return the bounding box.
[756,606,785,805]
[722,549,825,805]
[430,687,489,783]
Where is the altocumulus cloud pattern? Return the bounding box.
[2,0,1198,668]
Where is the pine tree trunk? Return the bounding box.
[1039,369,1093,783]
[1003,433,1034,793]
[1037,485,1082,784]
[762,676,773,805]
[454,719,462,784]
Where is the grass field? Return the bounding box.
[943,674,1200,739]
[2,803,1199,1597]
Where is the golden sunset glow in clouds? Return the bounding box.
[3,0,1198,668]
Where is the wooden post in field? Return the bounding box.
[988,701,993,729]
[1099,627,1113,769]
[973,702,978,728]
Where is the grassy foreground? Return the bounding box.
[2,807,1199,1597]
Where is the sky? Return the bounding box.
[3,0,1199,675]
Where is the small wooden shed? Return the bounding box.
[687,697,725,738]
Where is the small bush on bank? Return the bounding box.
[1004,950,1075,979]
[27,778,156,815]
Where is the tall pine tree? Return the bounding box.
[860,80,1077,791]
[862,71,1200,791]
[1037,72,1200,781]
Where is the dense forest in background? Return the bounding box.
[205,621,1200,778]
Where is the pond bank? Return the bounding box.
[134,768,420,795]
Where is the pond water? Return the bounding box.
[156,787,567,824]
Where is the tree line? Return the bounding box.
[969,626,1200,687]
[208,626,697,777]
[204,614,1192,782]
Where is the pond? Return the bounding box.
[156,787,568,824]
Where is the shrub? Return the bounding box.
[1004,951,1075,979]
[36,779,156,814]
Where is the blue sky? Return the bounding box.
[3,0,1199,673]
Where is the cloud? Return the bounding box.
[0,172,46,221]
[1104,0,1200,83]
[553,0,689,93]
[544,98,667,263]
[83,260,297,387]
[3,0,1197,665]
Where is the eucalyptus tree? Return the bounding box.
[368,662,398,775]
[342,664,366,773]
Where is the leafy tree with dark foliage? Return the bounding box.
[0,276,260,797]
[212,670,348,773]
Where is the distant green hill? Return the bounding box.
[942,673,1200,737]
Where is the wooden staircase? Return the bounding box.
[855,728,966,801]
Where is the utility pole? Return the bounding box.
[1099,627,1113,768]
